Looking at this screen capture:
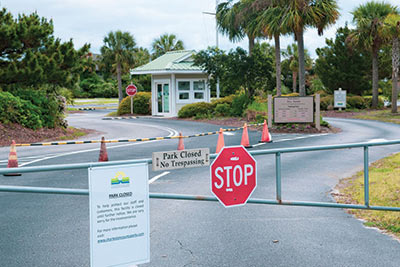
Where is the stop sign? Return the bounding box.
[126,84,137,96]
[210,146,257,207]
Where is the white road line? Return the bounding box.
[19,125,179,167]
[148,171,170,184]
[252,133,329,147]
[223,132,235,136]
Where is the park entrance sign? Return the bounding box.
[210,146,257,207]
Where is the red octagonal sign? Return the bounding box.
[126,84,137,96]
[210,146,257,207]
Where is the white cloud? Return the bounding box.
[1,0,399,57]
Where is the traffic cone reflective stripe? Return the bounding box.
[260,120,272,143]
[216,128,225,153]
[241,123,252,148]
[4,140,21,176]
[177,132,185,150]
[98,136,109,162]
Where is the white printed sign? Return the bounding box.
[334,89,347,108]
[89,163,150,267]
[152,148,210,171]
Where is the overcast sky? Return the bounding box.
[1,0,399,58]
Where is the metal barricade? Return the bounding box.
[1,140,400,212]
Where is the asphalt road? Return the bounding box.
[1,111,400,267]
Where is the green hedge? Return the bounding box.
[13,89,65,128]
[0,91,42,129]
[117,92,151,115]
[178,102,213,118]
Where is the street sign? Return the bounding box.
[89,163,150,267]
[152,148,210,171]
[210,146,257,207]
[126,84,137,96]
[334,88,346,109]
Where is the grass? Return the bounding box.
[353,109,400,124]
[72,98,118,105]
[106,111,118,117]
[57,127,90,140]
[336,153,400,238]
[246,101,268,112]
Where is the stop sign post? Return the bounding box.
[210,146,257,207]
[126,84,137,114]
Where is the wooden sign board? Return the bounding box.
[274,96,314,123]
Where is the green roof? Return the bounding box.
[131,50,203,74]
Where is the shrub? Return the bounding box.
[215,103,231,117]
[117,92,151,115]
[13,89,65,128]
[210,95,234,109]
[231,92,252,117]
[320,95,334,110]
[178,102,213,118]
[346,96,367,109]
[364,96,384,109]
[0,91,42,129]
[93,82,118,98]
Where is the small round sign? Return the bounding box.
[126,84,137,96]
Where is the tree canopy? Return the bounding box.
[0,7,89,92]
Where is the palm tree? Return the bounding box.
[101,31,136,103]
[151,34,184,59]
[280,0,339,96]
[217,0,260,55]
[255,0,288,96]
[283,43,312,93]
[349,2,396,108]
[383,13,400,113]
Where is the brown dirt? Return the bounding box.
[0,123,96,147]
[322,110,362,119]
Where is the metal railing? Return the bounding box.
[1,140,400,212]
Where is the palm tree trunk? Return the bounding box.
[372,45,379,109]
[248,35,255,56]
[296,28,306,96]
[274,33,282,96]
[117,62,123,104]
[292,71,298,93]
[392,36,399,114]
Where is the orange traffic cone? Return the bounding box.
[177,132,185,150]
[98,136,109,162]
[216,128,225,153]
[3,140,21,176]
[241,123,252,148]
[259,120,272,143]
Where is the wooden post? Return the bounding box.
[268,95,273,128]
[315,94,321,131]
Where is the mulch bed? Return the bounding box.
[0,123,95,147]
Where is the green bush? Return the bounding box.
[215,103,231,116]
[13,89,65,128]
[93,82,117,98]
[117,92,151,115]
[364,96,384,109]
[346,96,367,109]
[210,95,234,109]
[320,95,334,110]
[231,92,252,116]
[178,102,213,118]
[0,91,43,129]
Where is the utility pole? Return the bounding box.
[203,0,220,98]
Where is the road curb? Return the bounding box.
[102,116,138,120]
